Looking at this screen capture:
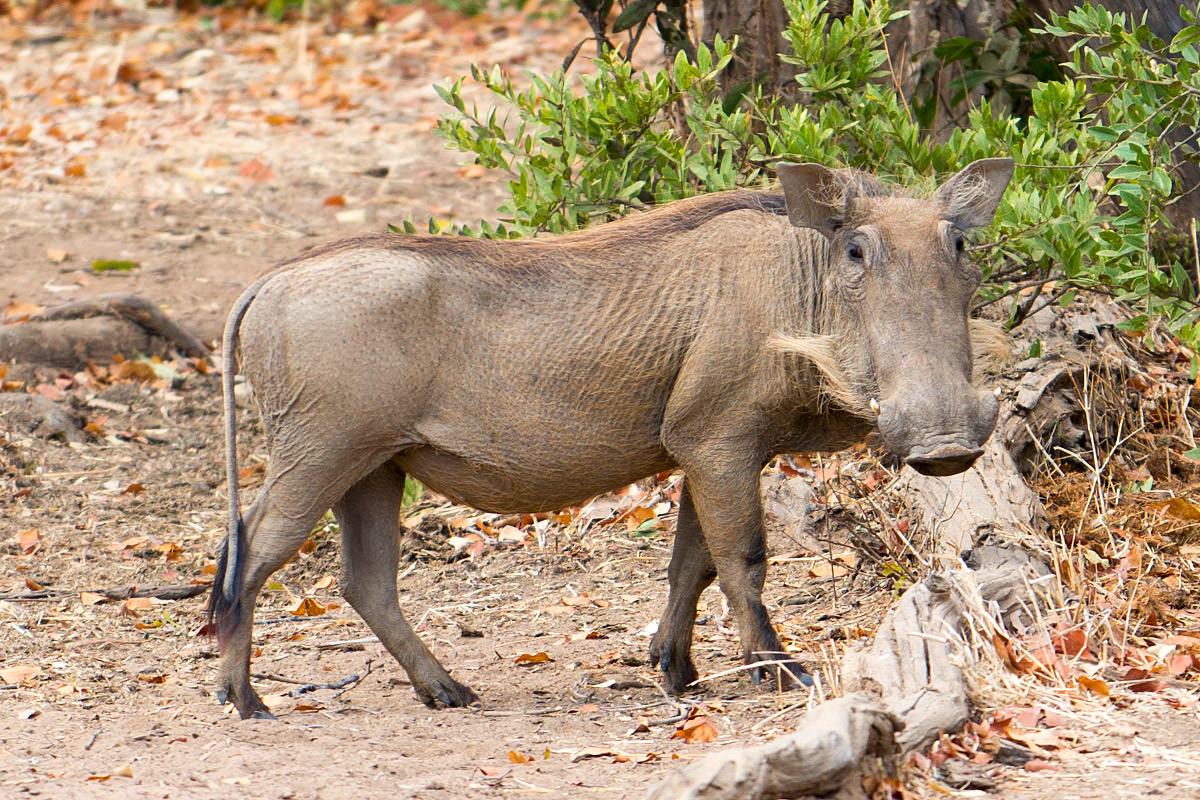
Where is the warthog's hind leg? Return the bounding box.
[649,482,716,693]
[215,494,329,720]
[334,462,479,709]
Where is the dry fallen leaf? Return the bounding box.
[80,591,106,606]
[497,525,528,544]
[569,746,620,762]
[287,597,327,617]
[239,157,276,183]
[6,123,32,144]
[808,561,852,579]
[99,112,128,131]
[1,664,40,685]
[514,652,552,665]
[455,163,487,179]
[17,529,40,555]
[673,715,719,744]
[5,301,44,321]
[1152,497,1200,522]
[64,154,87,177]
[508,750,531,764]
[113,360,157,382]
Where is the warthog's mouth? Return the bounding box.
[870,386,998,478]
[902,443,985,476]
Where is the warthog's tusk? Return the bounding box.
[993,386,1002,398]
[868,397,881,415]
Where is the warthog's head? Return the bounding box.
[775,158,1015,477]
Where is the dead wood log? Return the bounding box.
[646,695,899,800]
[901,432,1047,562]
[0,293,210,369]
[648,559,1044,800]
[842,575,969,753]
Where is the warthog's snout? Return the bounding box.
[876,387,998,477]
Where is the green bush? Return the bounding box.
[435,0,1200,351]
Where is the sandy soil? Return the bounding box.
[3,6,1200,799]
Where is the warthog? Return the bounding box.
[209,158,1014,719]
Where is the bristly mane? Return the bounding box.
[263,190,790,272]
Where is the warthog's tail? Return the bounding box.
[208,276,272,649]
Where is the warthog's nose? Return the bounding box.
[904,443,984,477]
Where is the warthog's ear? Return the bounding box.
[776,162,847,238]
[933,158,1015,229]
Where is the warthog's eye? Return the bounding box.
[846,243,864,261]
[954,235,966,254]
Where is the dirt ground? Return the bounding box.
[3,5,1200,799]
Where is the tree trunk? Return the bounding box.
[701,0,795,94]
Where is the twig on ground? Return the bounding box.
[481,707,566,717]
[252,672,312,686]
[316,636,379,648]
[644,709,689,726]
[253,660,375,698]
[0,583,209,602]
[330,659,374,700]
[750,698,809,732]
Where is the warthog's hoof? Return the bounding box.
[217,684,276,720]
[747,652,813,690]
[648,632,700,694]
[414,674,480,709]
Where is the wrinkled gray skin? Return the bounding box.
[209,158,1014,719]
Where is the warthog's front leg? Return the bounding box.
[683,465,811,690]
[334,463,478,709]
[649,481,717,693]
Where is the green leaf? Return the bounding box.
[402,476,424,508]
[91,259,139,272]
[1171,26,1200,52]
[1185,448,1200,462]
[612,0,657,33]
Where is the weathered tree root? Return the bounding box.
[648,562,1045,800]
[647,695,900,800]
[0,293,210,369]
[31,293,211,359]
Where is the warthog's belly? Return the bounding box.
[393,444,674,514]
